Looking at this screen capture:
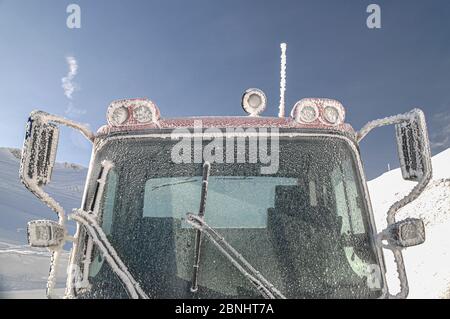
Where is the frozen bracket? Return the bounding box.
[357,108,432,299]
[72,160,114,293]
[186,213,286,299]
[19,110,94,298]
[33,110,95,142]
[20,110,94,224]
[357,108,423,142]
[69,209,148,299]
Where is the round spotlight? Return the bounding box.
[242,88,267,116]
[323,105,341,125]
[131,99,160,124]
[107,105,129,126]
[133,104,153,123]
[299,105,319,123]
[291,98,346,126]
[291,100,319,124]
[107,98,160,126]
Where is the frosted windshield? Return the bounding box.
[143,176,297,228]
[79,135,384,299]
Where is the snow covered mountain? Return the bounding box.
[0,147,86,297]
[368,148,450,299]
[0,147,87,244]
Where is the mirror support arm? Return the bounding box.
[384,155,431,299]
[358,108,432,299]
[32,110,95,142]
[357,109,421,142]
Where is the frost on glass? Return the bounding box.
[133,105,153,123]
[76,136,383,299]
[88,169,118,278]
[143,176,297,228]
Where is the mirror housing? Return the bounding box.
[395,109,431,182]
[380,218,425,248]
[20,112,59,187]
[27,220,65,248]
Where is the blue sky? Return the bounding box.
[0,0,449,179]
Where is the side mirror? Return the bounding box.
[27,220,66,248]
[20,111,59,187]
[395,109,431,182]
[380,218,425,248]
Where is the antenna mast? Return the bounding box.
[278,42,287,118]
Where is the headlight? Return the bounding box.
[133,104,153,123]
[291,101,319,123]
[242,88,267,116]
[323,105,340,124]
[107,98,160,126]
[299,104,318,123]
[107,105,129,126]
[291,98,345,126]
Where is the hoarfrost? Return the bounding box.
[369,148,450,298]
[278,43,287,118]
[187,213,286,299]
[70,209,148,299]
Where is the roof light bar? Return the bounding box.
[291,98,345,126]
[107,98,160,127]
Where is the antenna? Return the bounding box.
[278,42,287,118]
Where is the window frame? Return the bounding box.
[68,129,389,299]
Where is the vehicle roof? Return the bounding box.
[96,116,357,139]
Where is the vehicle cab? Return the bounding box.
[19,90,432,299]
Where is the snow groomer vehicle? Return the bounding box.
[19,93,432,299]
[19,45,432,298]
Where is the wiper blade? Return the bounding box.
[151,177,198,191]
[70,209,148,299]
[190,161,211,293]
[186,213,286,299]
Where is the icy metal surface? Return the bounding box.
[36,111,95,142]
[97,116,356,136]
[187,213,286,299]
[190,161,211,293]
[77,160,114,291]
[278,43,287,118]
[358,108,433,298]
[18,110,94,298]
[291,98,346,126]
[70,209,148,299]
[107,98,161,127]
[357,109,419,142]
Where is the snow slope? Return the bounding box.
[368,148,450,299]
[0,146,448,298]
[0,147,87,244]
[0,241,68,295]
[0,147,86,297]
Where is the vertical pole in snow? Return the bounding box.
[278,42,287,118]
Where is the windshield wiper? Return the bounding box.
[70,209,148,299]
[190,161,211,293]
[186,213,286,299]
